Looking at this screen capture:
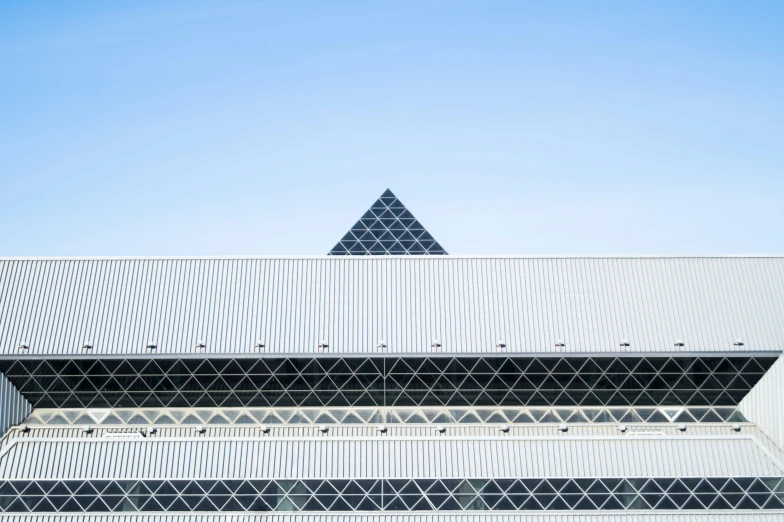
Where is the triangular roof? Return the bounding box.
[329,189,448,255]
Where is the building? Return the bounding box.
[1,189,784,522]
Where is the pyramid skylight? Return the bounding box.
[329,189,447,255]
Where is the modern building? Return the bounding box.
[1,189,784,522]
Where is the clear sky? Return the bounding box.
[1,1,782,256]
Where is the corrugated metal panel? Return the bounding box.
[0,373,30,436]
[0,436,780,479]
[741,354,784,448]
[1,510,776,520]
[1,257,783,356]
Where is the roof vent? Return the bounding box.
[376,340,387,349]
[734,339,744,346]
[431,340,441,349]
[194,340,206,349]
[555,340,566,347]
[619,340,630,347]
[81,342,93,350]
[254,340,265,349]
[146,342,157,350]
[674,340,684,347]
[17,342,29,351]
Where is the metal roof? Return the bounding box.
[1,256,783,357]
[1,435,781,480]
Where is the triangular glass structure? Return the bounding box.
[329,189,447,255]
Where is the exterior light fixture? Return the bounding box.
[376,425,388,433]
[555,340,566,347]
[318,340,328,350]
[620,340,630,347]
[254,340,265,349]
[83,426,93,434]
[496,340,506,349]
[148,426,157,434]
[731,424,741,432]
[559,424,568,432]
[436,425,446,433]
[260,425,270,433]
[376,340,387,349]
[81,342,93,350]
[17,342,29,351]
[194,339,206,349]
[678,424,687,432]
[21,425,30,433]
[146,342,157,350]
[734,339,744,346]
[318,425,329,433]
[674,340,684,347]
[498,425,510,433]
[618,424,628,432]
[196,426,206,434]
[431,340,441,349]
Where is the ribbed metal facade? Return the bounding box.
[0,373,30,437]
[1,256,784,356]
[1,436,780,479]
[1,513,784,521]
[741,354,784,448]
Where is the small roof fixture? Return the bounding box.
[558,424,568,432]
[674,340,684,347]
[81,342,93,350]
[254,340,265,349]
[21,425,30,433]
[678,424,687,432]
[148,426,157,434]
[734,339,744,346]
[318,424,329,433]
[618,424,628,433]
[196,426,206,434]
[731,424,741,432]
[555,340,565,347]
[498,425,510,433]
[146,342,157,350]
[17,342,29,350]
[436,425,446,433]
[83,426,93,434]
[431,339,441,349]
[260,424,270,433]
[318,340,329,350]
[496,340,506,349]
[376,340,387,349]
[194,339,206,349]
[619,340,630,347]
[376,425,388,433]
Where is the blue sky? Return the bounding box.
[1,1,782,256]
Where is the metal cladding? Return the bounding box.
[0,374,30,437]
[1,256,784,356]
[2,436,780,480]
[741,355,784,448]
[1,255,784,517]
